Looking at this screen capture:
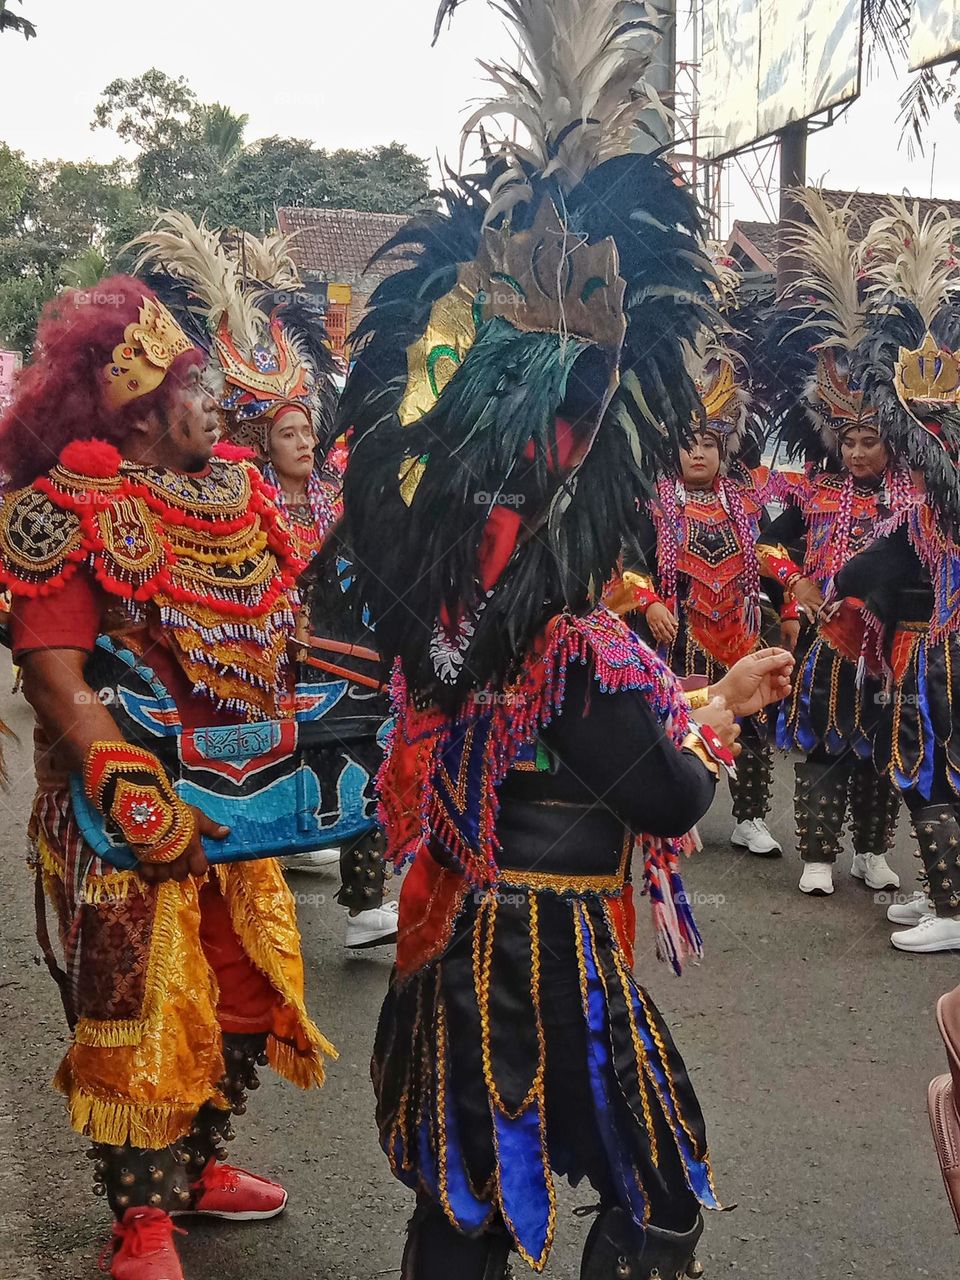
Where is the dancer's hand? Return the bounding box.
[790,576,824,621]
[694,696,742,756]
[646,602,679,646]
[711,648,794,718]
[780,618,800,652]
[137,808,228,884]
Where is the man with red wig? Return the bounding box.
[0,278,334,1280]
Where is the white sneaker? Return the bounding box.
[799,862,835,895]
[850,851,900,891]
[280,848,340,874]
[345,900,399,949]
[886,890,935,925]
[730,818,782,857]
[891,913,960,953]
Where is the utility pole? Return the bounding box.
[777,120,807,300]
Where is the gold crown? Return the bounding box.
[395,198,628,437]
[698,357,739,425]
[102,296,193,411]
[895,331,960,408]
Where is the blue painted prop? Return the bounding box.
[69,636,387,869]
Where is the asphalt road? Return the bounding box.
[0,674,958,1280]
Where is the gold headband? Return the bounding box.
[102,296,193,412]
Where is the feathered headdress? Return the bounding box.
[753,189,882,467]
[684,247,773,467]
[853,198,960,532]
[130,212,338,454]
[341,0,717,707]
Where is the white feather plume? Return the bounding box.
[130,212,266,351]
[865,197,960,326]
[450,0,672,218]
[784,188,879,349]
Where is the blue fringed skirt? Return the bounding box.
[372,880,720,1271]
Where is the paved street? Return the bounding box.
[0,671,957,1279]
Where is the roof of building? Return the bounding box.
[276,207,409,291]
[725,188,960,272]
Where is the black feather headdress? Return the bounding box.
[852,199,960,533]
[130,213,339,453]
[341,0,717,708]
[752,189,881,470]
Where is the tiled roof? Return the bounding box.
[276,207,409,292]
[725,188,960,270]
[728,219,779,270]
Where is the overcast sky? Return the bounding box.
[2,1,960,232]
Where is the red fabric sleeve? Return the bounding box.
[9,570,104,659]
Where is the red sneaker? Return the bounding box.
[100,1207,186,1280]
[174,1160,288,1221]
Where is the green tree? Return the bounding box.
[92,69,197,150]
[0,270,53,353]
[0,0,36,40]
[203,137,431,231]
[200,103,249,168]
[0,144,29,220]
[0,157,137,353]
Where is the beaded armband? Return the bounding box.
[756,543,803,589]
[781,598,801,622]
[83,741,195,865]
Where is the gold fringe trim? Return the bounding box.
[36,831,65,881]
[215,864,337,1087]
[81,871,146,906]
[54,1060,204,1148]
[74,1017,145,1048]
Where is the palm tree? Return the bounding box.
[862,0,958,158]
[200,104,249,169]
[60,248,109,290]
[0,0,36,39]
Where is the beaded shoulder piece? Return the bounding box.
[772,465,914,586]
[379,606,704,972]
[0,439,304,717]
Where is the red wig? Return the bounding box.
[0,275,204,489]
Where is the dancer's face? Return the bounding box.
[129,363,220,472]
[268,409,316,485]
[680,433,721,489]
[840,426,889,482]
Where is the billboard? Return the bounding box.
[910,1,960,71]
[700,0,864,160]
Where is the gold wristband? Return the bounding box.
[681,731,720,777]
[685,686,712,711]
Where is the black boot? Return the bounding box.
[338,827,387,912]
[849,760,901,860]
[730,736,779,857]
[91,1141,189,1217]
[912,805,960,915]
[794,759,849,868]
[401,1197,511,1280]
[580,1206,704,1280]
[180,1032,267,1182]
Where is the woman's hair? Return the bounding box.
[0,274,203,489]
